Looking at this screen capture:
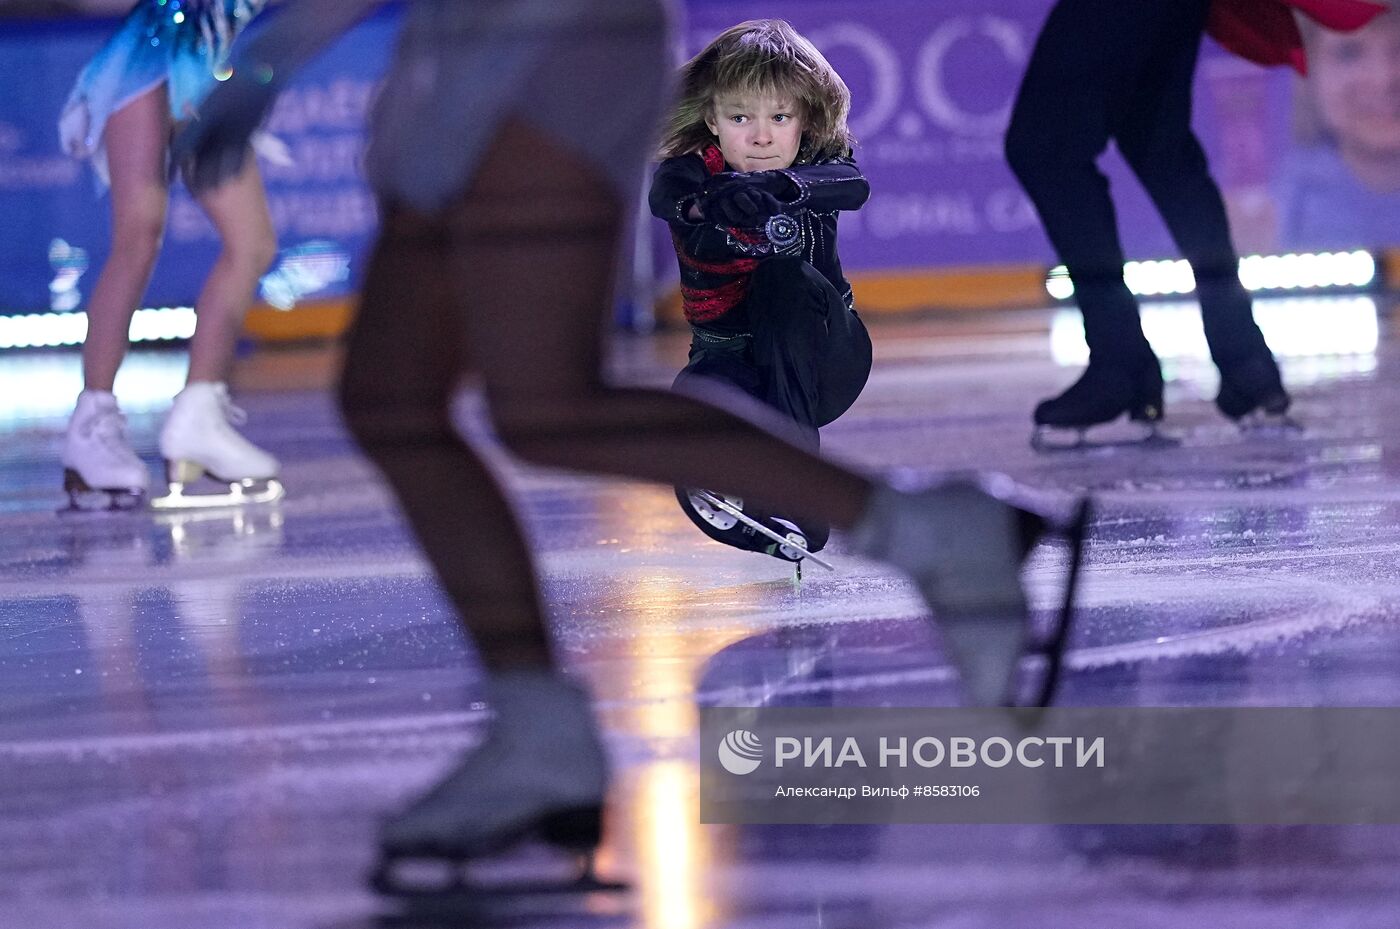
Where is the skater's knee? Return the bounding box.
[247,225,279,276]
[1117,133,1203,184]
[109,212,166,268]
[1003,110,1047,181]
[1005,111,1104,188]
[488,385,615,466]
[749,258,832,323]
[490,390,576,464]
[1004,129,1064,189]
[338,378,456,452]
[750,256,808,291]
[221,220,278,276]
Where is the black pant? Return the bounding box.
[672,258,872,554]
[1005,0,1269,368]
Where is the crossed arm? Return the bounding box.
[649,153,869,259]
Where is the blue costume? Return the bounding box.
[60,0,267,186]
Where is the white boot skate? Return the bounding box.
[61,389,150,512]
[372,671,624,906]
[153,382,283,509]
[853,474,1089,707]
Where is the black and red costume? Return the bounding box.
[649,144,872,555]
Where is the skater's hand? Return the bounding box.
[699,172,793,227]
[172,66,280,193]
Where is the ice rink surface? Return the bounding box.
[3,297,1400,928]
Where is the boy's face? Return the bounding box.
[1312,16,1400,157]
[705,92,805,172]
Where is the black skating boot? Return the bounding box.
[1032,352,1166,450]
[676,487,832,575]
[1215,351,1292,422]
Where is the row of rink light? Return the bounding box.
[0,306,196,350]
[0,250,1382,349]
[1050,294,1381,368]
[1044,249,1378,300]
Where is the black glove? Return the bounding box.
[699,171,796,227]
[171,66,280,193]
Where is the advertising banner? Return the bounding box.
[1,1,1397,313]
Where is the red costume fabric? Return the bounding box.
[1207,0,1388,74]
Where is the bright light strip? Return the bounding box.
[1050,295,1380,366]
[0,351,191,422]
[1046,250,1377,299]
[1126,258,1195,296]
[0,306,196,350]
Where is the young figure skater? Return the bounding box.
[651,20,873,567]
[59,0,282,510]
[176,0,1087,901]
[1007,0,1387,449]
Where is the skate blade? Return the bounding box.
[937,598,1031,708]
[58,469,147,514]
[377,879,628,927]
[936,500,1090,708]
[373,847,628,920]
[693,491,833,571]
[689,490,742,531]
[1237,411,1303,436]
[1031,421,1178,453]
[151,477,285,510]
[1014,499,1091,709]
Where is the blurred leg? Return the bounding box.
[338,205,553,671]
[186,150,277,384]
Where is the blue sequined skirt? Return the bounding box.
[60,0,265,187]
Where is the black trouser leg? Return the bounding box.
[671,259,872,555]
[1111,0,1271,368]
[749,257,872,431]
[1005,0,1162,363]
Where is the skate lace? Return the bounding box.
[85,407,131,452]
[218,393,249,427]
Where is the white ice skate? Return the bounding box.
[61,389,150,512]
[372,671,625,910]
[153,382,284,510]
[853,475,1089,707]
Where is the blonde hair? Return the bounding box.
[658,19,854,163]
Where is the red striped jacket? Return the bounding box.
[649,146,869,327]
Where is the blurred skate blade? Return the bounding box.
[375,840,630,927]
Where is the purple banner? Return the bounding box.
[2,2,1398,316]
[679,1,1400,269]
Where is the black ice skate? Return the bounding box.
[1215,351,1299,433]
[680,488,834,580]
[1031,357,1175,452]
[853,476,1091,707]
[371,672,627,914]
